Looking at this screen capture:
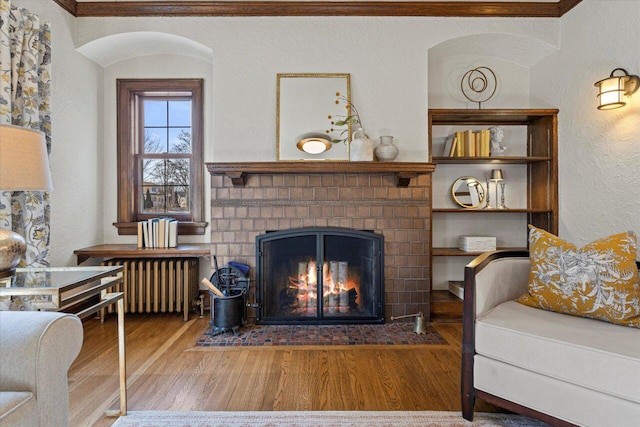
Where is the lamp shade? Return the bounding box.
[0,124,52,191]
[490,169,504,181]
[595,68,640,110]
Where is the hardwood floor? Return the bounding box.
[68,314,499,427]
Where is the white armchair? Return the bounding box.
[0,311,83,426]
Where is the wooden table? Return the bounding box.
[0,266,128,417]
[74,243,211,321]
[74,243,211,264]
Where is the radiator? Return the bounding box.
[101,258,198,321]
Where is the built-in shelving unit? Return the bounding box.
[428,109,558,318]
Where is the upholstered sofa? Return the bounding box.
[0,311,83,427]
[462,250,640,427]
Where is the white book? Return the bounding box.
[158,219,166,249]
[164,219,170,248]
[141,222,149,248]
[169,220,178,248]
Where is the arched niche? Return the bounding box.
[428,33,558,109]
[76,31,213,67]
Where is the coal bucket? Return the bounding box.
[211,289,245,332]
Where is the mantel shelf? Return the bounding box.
[205,162,436,187]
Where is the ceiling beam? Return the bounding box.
[53,0,77,16]
[54,1,582,18]
[558,0,582,16]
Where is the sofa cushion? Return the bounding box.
[476,300,640,404]
[518,226,640,327]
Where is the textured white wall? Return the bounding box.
[20,3,635,267]
[14,1,103,267]
[73,17,558,255]
[102,55,214,244]
[530,0,640,248]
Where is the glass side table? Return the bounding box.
[0,266,128,417]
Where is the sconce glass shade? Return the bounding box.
[595,68,640,110]
[490,169,504,181]
[296,133,332,154]
[0,124,52,276]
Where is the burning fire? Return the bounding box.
[288,260,360,313]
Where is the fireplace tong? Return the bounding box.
[390,312,429,335]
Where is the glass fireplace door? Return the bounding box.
[256,228,384,324]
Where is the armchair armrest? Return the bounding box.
[0,312,83,427]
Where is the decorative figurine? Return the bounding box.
[489,126,507,156]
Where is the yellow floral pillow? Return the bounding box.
[518,225,640,328]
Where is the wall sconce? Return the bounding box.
[594,68,640,110]
[296,133,332,154]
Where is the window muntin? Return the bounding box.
[138,97,192,217]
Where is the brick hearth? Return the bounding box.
[206,162,434,320]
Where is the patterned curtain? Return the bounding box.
[0,0,52,310]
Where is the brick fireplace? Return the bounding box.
[206,162,435,320]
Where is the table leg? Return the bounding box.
[117,297,127,415]
[104,297,127,417]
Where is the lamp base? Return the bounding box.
[0,228,26,275]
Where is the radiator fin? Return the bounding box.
[101,258,198,317]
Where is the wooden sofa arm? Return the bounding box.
[461,250,530,421]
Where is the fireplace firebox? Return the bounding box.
[255,227,384,324]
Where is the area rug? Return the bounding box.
[112,410,549,427]
[196,322,447,347]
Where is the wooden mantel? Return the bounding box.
[205,162,436,187]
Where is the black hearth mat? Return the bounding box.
[195,322,447,347]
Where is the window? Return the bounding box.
[115,79,205,235]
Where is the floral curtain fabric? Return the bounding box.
[0,0,52,310]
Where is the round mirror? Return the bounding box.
[451,176,485,209]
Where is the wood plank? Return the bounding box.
[70,1,578,18]
[68,315,507,426]
[74,243,210,264]
[206,161,435,188]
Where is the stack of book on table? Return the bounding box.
[137,218,178,248]
[459,236,497,252]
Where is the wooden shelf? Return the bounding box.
[205,161,436,187]
[433,156,552,164]
[432,247,526,257]
[74,243,211,265]
[432,208,552,213]
[431,290,464,320]
[429,108,559,125]
[428,108,558,321]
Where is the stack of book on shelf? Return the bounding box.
[459,236,497,253]
[137,218,178,248]
[442,129,491,157]
[448,280,464,300]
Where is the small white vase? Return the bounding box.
[375,135,399,162]
[349,128,374,161]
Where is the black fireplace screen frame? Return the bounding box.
[255,227,384,325]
